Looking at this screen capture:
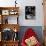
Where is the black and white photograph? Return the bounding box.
[25,6,35,19]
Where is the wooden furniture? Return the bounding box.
[2,40,19,46]
[0,24,19,32]
[0,7,20,46]
[0,7,19,24]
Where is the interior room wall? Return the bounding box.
[0,0,44,26]
[18,0,44,26]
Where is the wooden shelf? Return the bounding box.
[0,40,19,46]
[0,7,19,24]
[0,7,20,46]
[0,24,20,32]
[0,7,19,10]
[2,40,19,42]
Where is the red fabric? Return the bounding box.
[21,28,41,46]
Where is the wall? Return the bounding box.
[0,0,44,26]
[18,0,44,26]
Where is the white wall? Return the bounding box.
[0,0,44,26]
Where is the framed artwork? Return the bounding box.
[25,6,35,19]
[2,10,9,15]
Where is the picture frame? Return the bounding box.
[25,6,35,19]
[2,10,9,15]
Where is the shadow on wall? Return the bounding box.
[18,26,44,44]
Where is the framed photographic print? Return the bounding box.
[25,6,35,19]
[2,10,9,15]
